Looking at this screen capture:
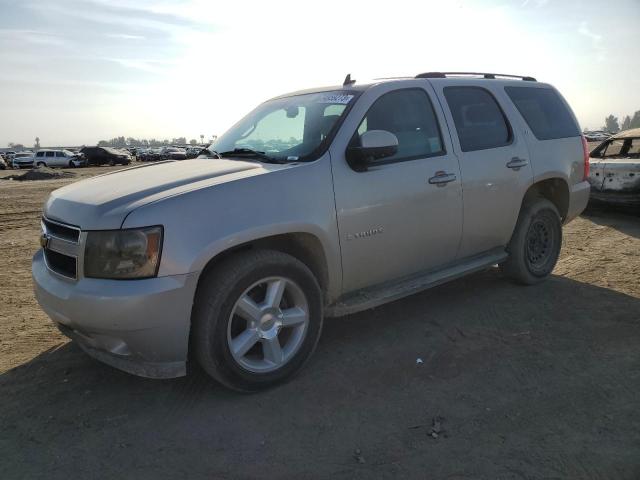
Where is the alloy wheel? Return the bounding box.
[226,276,309,373]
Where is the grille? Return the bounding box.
[44,249,77,278]
[43,218,80,243]
[42,218,80,280]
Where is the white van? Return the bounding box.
[34,150,85,168]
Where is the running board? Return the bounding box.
[326,249,508,317]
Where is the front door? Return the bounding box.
[330,85,464,293]
[54,151,67,167]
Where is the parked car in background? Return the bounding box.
[12,152,35,169]
[0,156,6,170]
[588,127,640,206]
[4,151,16,162]
[161,147,187,160]
[80,146,132,166]
[34,149,85,168]
[584,131,611,142]
[186,146,204,159]
[137,148,163,162]
[33,72,590,391]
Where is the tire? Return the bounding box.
[192,249,323,392]
[36,162,45,168]
[109,159,115,166]
[68,161,75,168]
[502,198,562,285]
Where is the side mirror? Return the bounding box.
[346,130,399,171]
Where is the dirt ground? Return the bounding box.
[1,163,639,479]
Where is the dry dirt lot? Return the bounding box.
[1,163,639,479]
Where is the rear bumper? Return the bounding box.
[565,180,591,223]
[32,250,199,379]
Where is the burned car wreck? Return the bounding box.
[588,128,640,206]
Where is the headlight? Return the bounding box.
[84,226,163,279]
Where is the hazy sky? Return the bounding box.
[0,0,638,147]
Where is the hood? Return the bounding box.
[44,159,271,229]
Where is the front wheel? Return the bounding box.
[502,198,562,285]
[192,250,323,392]
[36,162,46,168]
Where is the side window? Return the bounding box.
[505,86,579,140]
[45,151,55,157]
[55,151,65,157]
[444,87,512,152]
[603,138,640,158]
[353,89,444,164]
[37,152,44,157]
[602,139,625,158]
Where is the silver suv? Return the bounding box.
[33,72,590,391]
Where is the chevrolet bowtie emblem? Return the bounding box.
[40,233,50,249]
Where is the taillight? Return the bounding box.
[581,135,590,180]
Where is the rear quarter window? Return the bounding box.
[505,86,580,140]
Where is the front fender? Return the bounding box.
[122,155,342,301]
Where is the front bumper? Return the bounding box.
[32,250,199,378]
[565,180,591,223]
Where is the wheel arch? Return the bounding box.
[522,177,570,222]
[194,231,332,306]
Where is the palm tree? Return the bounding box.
[34,137,40,150]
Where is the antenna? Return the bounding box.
[343,74,356,86]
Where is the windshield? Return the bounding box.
[210,90,359,162]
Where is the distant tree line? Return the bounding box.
[594,110,640,134]
[97,136,211,148]
[5,136,213,151]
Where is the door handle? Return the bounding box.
[506,157,528,170]
[428,171,457,186]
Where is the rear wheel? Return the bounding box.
[193,250,323,392]
[502,198,562,285]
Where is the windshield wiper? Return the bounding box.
[218,148,286,164]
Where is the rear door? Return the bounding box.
[431,82,533,257]
[330,83,463,292]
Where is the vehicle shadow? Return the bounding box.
[2,269,640,479]
[583,201,640,238]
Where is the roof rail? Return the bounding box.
[415,72,536,82]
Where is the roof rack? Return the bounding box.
[415,72,537,82]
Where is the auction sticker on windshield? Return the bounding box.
[318,94,354,104]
